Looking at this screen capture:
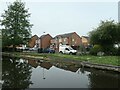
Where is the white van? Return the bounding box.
[59,45,77,55]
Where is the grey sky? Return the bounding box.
[0,0,118,37]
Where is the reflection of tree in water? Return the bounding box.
[87,68,120,88]
[2,57,33,90]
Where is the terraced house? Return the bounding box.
[39,34,52,49]
[29,34,52,50]
[81,36,90,47]
[50,32,82,52]
[28,35,39,48]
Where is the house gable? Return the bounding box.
[28,35,39,48]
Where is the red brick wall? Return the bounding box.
[28,35,38,48]
[81,37,89,47]
[41,34,52,49]
[71,32,82,46]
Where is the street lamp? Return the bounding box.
[40,32,46,49]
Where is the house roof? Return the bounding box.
[82,36,90,40]
[54,32,76,38]
[39,34,52,39]
[81,36,89,39]
[31,35,39,39]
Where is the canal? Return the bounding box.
[1,56,120,89]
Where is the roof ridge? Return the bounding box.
[54,32,75,38]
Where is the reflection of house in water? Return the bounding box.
[28,60,39,68]
[67,66,79,72]
[28,59,52,70]
[54,63,79,73]
[27,59,79,72]
[39,62,52,70]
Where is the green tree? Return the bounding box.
[0,1,32,50]
[116,23,120,46]
[116,23,120,55]
[89,20,119,55]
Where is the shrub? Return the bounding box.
[102,45,118,56]
[117,47,120,56]
[90,44,103,55]
[109,47,118,55]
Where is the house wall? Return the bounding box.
[70,32,82,50]
[41,34,52,49]
[81,37,89,47]
[62,37,69,45]
[71,32,82,47]
[28,35,38,48]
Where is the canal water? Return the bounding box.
[1,56,120,89]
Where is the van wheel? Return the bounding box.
[69,52,72,55]
[59,51,63,54]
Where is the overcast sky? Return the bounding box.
[0,0,119,37]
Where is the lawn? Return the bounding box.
[12,52,120,66]
[50,54,120,66]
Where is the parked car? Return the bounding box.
[59,45,77,55]
[38,48,43,53]
[38,48,55,53]
[29,47,38,51]
[47,48,55,53]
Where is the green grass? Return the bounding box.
[49,54,120,66]
[10,52,120,66]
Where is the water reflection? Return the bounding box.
[0,60,2,89]
[2,56,120,89]
[27,59,52,70]
[87,68,120,88]
[2,57,33,89]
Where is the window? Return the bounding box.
[59,38,62,42]
[64,38,67,41]
[72,39,74,41]
[65,48,69,51]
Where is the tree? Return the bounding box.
[89,20,119,55]
[0,1,32,51]
[116,23,120,46]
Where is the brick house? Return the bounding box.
[81,36,90,47]
[51,32,82,51]
[28,34,52,49]
[39,34,52,49]
[28,35,39,48]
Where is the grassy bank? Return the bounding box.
[7,52,120,66]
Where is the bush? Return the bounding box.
[90,45,103,55]
[117,47,120,56]
[2,47,16,52]
[102,45,118,56]
[109,47,118,55]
